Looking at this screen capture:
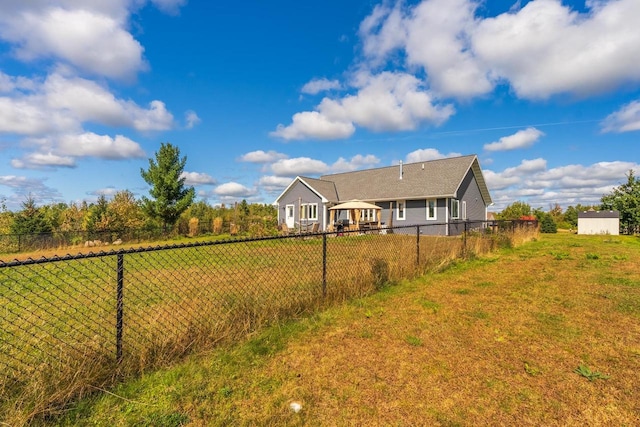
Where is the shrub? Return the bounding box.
[540,213,557,233]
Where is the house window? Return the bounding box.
[426,199,437,220]
[300,203,318,221]
[451,199,460,219]
[397,200,406,221]
[462,201,467,220]
[361,208,376,222]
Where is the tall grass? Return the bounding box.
[1,226,536,425]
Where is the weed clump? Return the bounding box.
[371,258,390,289]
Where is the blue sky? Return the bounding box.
[1,0,639,212]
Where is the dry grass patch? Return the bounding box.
[46,233,640,426]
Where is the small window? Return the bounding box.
[426,199,437,220]
[462,201,467,220]
[300,203,318,221]
[451,199,460,219]
[361,208,376,222]
[397,201,406,221]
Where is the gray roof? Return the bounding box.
[578,210,619,219]
[319,155,492,205]
[299,176,338,202]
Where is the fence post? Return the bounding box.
[463,221,468,254]
[116,254,124,364]
[322,233,327,297]
[416,225,420,268]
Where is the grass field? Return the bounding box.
[31,232,640,426]
[3,227,523,425]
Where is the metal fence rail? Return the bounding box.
[0,220,536,415]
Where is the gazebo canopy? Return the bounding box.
[328,200,381,211]
[328,200,381,231]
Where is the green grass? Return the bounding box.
[5,229,532,425]
[39,233,640,426]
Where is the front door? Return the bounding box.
[285,204,295,228]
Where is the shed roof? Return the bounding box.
[578,210,620,219]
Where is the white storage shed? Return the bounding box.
[577,210,620,235]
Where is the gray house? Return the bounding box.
[274,155,493,236]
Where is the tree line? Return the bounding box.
[496,170,640,234]
[0,143,278,241]
[1,143,638,240]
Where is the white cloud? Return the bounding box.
[331,154,380,173]
[405,148,462,163]
[486,159,640,210]
[359,3,408,67]
[322,72,454,131]
[0,73,175,136]
[301,78,342,95]
[472,0,640,99]
[181,171,216,186]
[11,152,76,169]
[0,71,37,93]
[1,7,146,80]
[214,182,255,197]
[131,100,174,131]
[57,132,145,159]
[184,110,201,129]
[44,74,174,131]
[258,176,292,193]
[90,187,120,197]
[272,72,454,141]
[239,150,288,163]
[0,1,188,81]
[356,0,640,101]
[483,169,522,191]
[360,0,492,98]
[483,128,545,152]
[270,157,330,177]
[0,95,77,135]
[601,101,640,133]
[271,111,355,141]
[0,174,62,208]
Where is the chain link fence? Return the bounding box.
[0,228,169,254]
[0,220,536,422]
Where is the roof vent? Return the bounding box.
[399,161,403,180]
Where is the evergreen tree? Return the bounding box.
[140,143,195,231]
[539,213,558,233]
[601,170,640,233]
[10,196,52,235]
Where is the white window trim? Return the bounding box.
[361,208,376,222]
[462,201,467,220]
[300,203,318,221]
[426,199,437,221]
[451,199,460,220]
[396,200,406,221]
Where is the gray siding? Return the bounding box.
[278,181,326,229]
[377,199,447,236]
[457,172,486,221]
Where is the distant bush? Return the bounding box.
[540,213,558,234]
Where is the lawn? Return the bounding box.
[4,229,491,425]
[47,233,640,426]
